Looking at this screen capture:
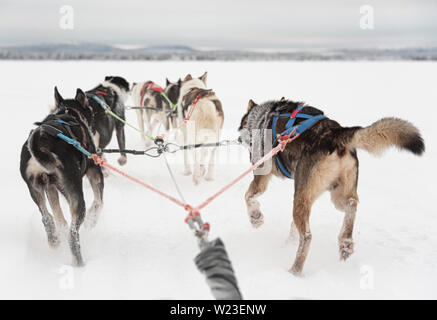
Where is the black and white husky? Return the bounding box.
[20,88,104,266]
[86,76,130,167]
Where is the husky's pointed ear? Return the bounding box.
[199,71,207,84]
[166,78,170,86]
[280,97,286,101]
[247,99,258,111]
[75,88,88,109]
[178,78,182,85]
[54,86,64,107]
[183,74,193,82]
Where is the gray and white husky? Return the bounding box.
[238,98,425,275]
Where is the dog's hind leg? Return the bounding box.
[84,164,104,229]
[135,109,146,144]
[330,153,359,261]
[164,113,170,131]
[149,118,160,136]
[288,221,299,243]
[143,103,154,146]
[143,112,153,147]
[289,191,313,276]
[115,109,127,166]
[64,177,86,266]
[245,173,272,228]
[46,181,68,234]
[290,153,339,275]
[183,150,192,176]
[205,147,217,181]
[27,176,59,248]
[193,147,209,185]
[183,125,195,176]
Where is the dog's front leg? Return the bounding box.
[114,118,127,166]
[245,173,272,228]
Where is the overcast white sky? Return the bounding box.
[1,0,436,49]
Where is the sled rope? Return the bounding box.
[158,135,187,204]
[125,105,163,111]
[92,96,156,142]
[194,129,300,212]
[98,139,241,157]
[56,125,298,216]
[55,127,299,301]
[93,93,200,145]
[55,132,185,208]
[90,154,189,209]
[160,91,177,110]
[157,93,201,141]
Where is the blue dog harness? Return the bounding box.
[34,118,92,174]
[272,106,326,179]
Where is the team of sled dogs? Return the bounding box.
[20,72,425,275]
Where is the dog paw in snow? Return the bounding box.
[118,155,127,166]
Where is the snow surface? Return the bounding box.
[0,60,436,299]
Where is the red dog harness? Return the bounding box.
[95,90,108,96]
[140,81,164,106]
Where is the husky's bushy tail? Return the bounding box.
[343,117,425,155]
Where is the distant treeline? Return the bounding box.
[1,48,436,61]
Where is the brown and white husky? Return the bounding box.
[238,98,425,276]
[177,72,224,185]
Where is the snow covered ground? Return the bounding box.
[0,60,436,299]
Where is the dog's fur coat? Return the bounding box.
[20,88,104,266]
[238,98,425,275]
[177,72,224,184]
